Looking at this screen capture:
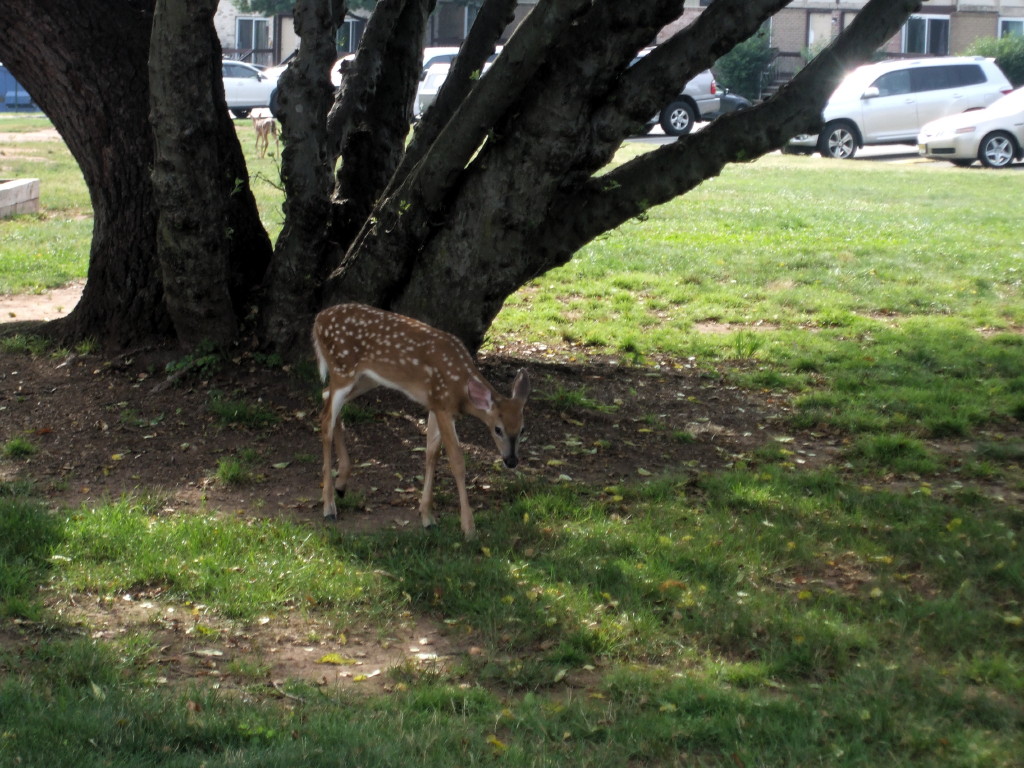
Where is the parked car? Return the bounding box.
[415,62,453,118]
[262,54,353,88]
[918,86,1024,168]
[222,59,279,118]
[635,49,720,136]
[421,46,462,72]
[787,56,1012,159]
[702,89,752,121]
[414,48,501,119]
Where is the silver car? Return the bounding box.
[788,56,1012,159]
[222,60,279,119]
[634,49,720,136]
[918,86,1024,168]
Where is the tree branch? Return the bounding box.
[260,0,344,352]
[610,0,793,118]
[544,0,922,257]
[326,0,594,306]
[326,0,410,155]
[395,0,518,182]
[402,0,594,205]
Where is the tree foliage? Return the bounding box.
[712,26,775,100]
[965,34,1024,87]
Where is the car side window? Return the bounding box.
[224,63,256,80]
[910,66,953,93]
[872,70,911,97]
[950,64,986,86]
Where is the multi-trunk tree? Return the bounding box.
[0,0,922,355]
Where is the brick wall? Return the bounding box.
[771,9,810,54]
[951,12,999,54]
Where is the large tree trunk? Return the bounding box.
[261,0,435,353]
[1,0,272,350]
[150,0,242,349]
[3,0,921,357]
[0,0,169,347]
[259,0,346,353]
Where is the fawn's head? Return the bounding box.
[467,368,531,468]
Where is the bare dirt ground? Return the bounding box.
[0,291,871,697]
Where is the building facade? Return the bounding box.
[215,1,1024,70]
[764,1,1024,80]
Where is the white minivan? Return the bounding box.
[787,56,1012,159]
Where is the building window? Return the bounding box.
[903,15,949,56]
[807,11,834,49]
[429,1,481,46]
[337,19,362,53]
[236,17,270,53]
[1000,18,1024,38]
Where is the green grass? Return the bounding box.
[491,153,1024,441]
[207,390,280,428]
[3,122,1024,767]
[0,114,285,295]
[2,436,37,459]
[1,466,1021,765]
[0,116,92,293]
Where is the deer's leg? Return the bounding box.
[321,386,349,520]
[332,419,351,498]
[434,412,476,540]
[418,412,442,529]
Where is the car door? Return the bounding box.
[911,65,961,129]
[859,69,919,142]
[222,62,261,107]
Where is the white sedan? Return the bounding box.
[918,86,1024,168]
[222,60,279,118]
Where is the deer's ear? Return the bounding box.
[467,379,494,410]
[512,368,531,401]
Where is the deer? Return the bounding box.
[312,303,531,540]
[252,115,279,158]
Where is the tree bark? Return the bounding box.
[149,0,271,350]
[328,0,435,255]
[260,0,346,352]
[1,0,271,350]
[398,0,518,178]
[2,0,921,357]
[0,0,170,348]
[328,0,920,352]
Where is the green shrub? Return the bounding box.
[964,35,1024,86]
[714,27,775,100]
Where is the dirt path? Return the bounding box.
[0,282,83,323]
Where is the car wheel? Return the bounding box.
[269,89,280,119]
[817,121,857,159]
[978,131,1015,168]
[232,108,251,119]
[660,101,696,136]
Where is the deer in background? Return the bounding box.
[252,115,278,158]
[313,303,531,540]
